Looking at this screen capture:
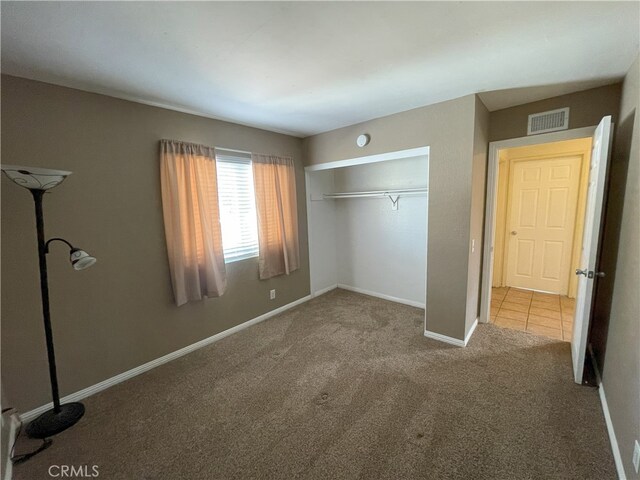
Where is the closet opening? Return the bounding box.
[305,147,429,332]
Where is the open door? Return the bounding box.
[572,116,613,384]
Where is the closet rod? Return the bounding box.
[323,187,427,199]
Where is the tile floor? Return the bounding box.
[491,287,575,341]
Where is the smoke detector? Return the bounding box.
[356,134,370,147]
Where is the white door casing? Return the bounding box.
[571,116,613,384]
[480,126,597,325]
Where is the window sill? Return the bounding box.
[224,253,258,264]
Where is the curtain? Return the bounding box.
[160,140,226,306]
[252,154,300,279]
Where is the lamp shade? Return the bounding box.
[70,248,96,271]
[1,164,72,190]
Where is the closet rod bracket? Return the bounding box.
[388,195,399,210]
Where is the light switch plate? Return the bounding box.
[270,289,276,300]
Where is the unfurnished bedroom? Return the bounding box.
[1,2,639,480]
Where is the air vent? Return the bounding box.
[527,107,570,135]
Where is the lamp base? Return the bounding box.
[26,402,85,439]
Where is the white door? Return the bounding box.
[572,116,613,384]
[505,155,582,294]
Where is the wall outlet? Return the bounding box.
[270,289,276,300]
[633,439,640,474]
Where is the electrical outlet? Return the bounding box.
[632,439,640,474]
[270,289,276,300]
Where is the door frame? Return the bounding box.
[479,127,596,324]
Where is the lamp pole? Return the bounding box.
[31,189,62,414]
[24,190,87,439]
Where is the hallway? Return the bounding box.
[491,287,575,341]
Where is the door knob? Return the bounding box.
[575,269,588,277]
[595,271,606,278]
[510,231,518,236]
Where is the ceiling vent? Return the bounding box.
[527,107,570,135]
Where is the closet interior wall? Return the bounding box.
[307,156,428,307]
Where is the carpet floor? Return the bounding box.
[14,289,616,479]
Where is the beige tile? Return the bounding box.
[526,323,562,340]
[560,296,576,307]
[508,288,533,298]
[532,293,559,302]
[527,314,562,329]
[497,308,528,322]
[531,299,561,311]
[490,315,497,323]
[494,317,526,331]
[562,306,575,316]
[490,305,501,316]
[532,292,560,301]
[499,301,529,313]
[562,314,574,325]
[492,287,509,295]
[533,291,559,300]
[491,295,505,306]
[563,325,573,340]
[503,295,531,306]
[529,306,562,320]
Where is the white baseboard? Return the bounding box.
[424,318,478,348]
[465,318,479,345]
[589,350,626,480]
[336,284,426,309]
[1,411,19,480]
[21,294,312,422]
[598,385,625,479]
[313,284,338,297]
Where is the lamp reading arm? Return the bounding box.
[44,237,96,270]
[44,237,75,254]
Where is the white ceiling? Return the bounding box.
[1,2,638,137]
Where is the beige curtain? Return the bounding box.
[160,140,226,306]
[252,154,300,279]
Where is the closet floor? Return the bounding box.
[490,287,575,341]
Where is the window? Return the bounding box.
[215,150,259,263]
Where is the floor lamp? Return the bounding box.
[1,165,96,439]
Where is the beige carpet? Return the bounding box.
[14,289,616,479]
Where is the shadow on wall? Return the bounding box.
[588,109,635,374]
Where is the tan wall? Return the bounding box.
[490,84,622,142]
[304,94,479,340]
[466,97,490,334]
[0,75,310,412]
[601,56,640,480]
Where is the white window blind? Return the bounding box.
[215,151,259,263]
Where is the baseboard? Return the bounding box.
[424,318,478,348]
[1,411,19,480]
[336,284,426,309]
[21,294,312,422]
[589,350,626,480]
[598,384,626,479]
[313,284,338,297]
[465,318,479,345]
